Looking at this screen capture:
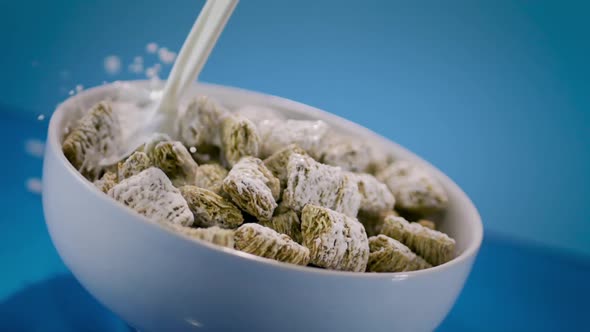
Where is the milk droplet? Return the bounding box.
[76,85,84,93]
[25,139,45,157]
[68,90,75,95]
[104,55,122,75]
[158,47,177,64]
[37,114,45,121]
[146,42,158,53]
[26,178,43,195]
[189,146,197,153]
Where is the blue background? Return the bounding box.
[0,0,588,331]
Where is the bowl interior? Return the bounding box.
[50,80,483,273]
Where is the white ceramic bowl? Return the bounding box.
[43,81,483,332]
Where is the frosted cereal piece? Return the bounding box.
[366,149,394,176]
[301,205,369,272]
[117,151,151,180]
[259,210,302,244]
[222,157,280,220]
[234,223,310,266]
[417,219,436,230]
[317,134,372,172]
[194,163,228,195]
[178,96,227,149]
[62,101,121,180]
[220,114,260,167]
[141,133,172,153]
[258,119,329,158]
[147,141,198,186]
[263,144,307,190]
[234,105,285,126]
[282,153,361,217]
[380,215,455,266]
[367,235,432,272]
[180,186,243,229]
[355,173,396,215]
[410,254,432,270]
[377,160,448,215]
[166,224,235,248]
[358,210,400,237]
[274,200,291,216]
[93,171,117,193]
[108,167,194,226]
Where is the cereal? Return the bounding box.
[417,219,436,230]
[259,210,302,244]
[178,96,227,149]
[301,205,369,272]
[63,89,457,272]
[377,160,448,215]
[234,223,310,266]
[317,134,371,173]
[147,140,198,186]
[367,235,432,272]
[263,144,307,190]
[220,114,260,167]
[194,163,228,194]
[108,167,194,226]
[357,210,398,237]
[93,171,117,193]
[222,157,280,220]
[117,151,152,180]
[282,153,361,217]
[380,215,455,266]
[62,101,121,179]
[258,119,329,158]
[166,224,235,248]
[180,185,243,229]
[234,105,285,126]
[354,173,396,215]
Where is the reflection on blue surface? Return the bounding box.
[440,235,590,331]
[0,275,131,332]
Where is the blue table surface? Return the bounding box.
[0,109,588,331]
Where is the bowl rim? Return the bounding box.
[46,80,484,279]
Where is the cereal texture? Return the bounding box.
[367,235,432,272]
[317,135,372,173]
[220,114,260,167]
[180,185,243,229]
[108,167,194,226]
[62,102,122,180]
[282,153,361,217]
[380,215,455,266]
[301,205,369,272]
[234,105,285,126]
[357,210,399,237]
[194,163,228,194]
[117,151,152,180]
[234,223,310,266]
[377,160,448,215]
[258,119,329,158]
[166,224,235,248]
[417,219,436,230]
[259,210,302,244]
[93,171,118,193]
[222,157,280,220]
[147,141,198,186]
[263,144,307,190]
[178,96,227,149]
[355,173,396,215]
